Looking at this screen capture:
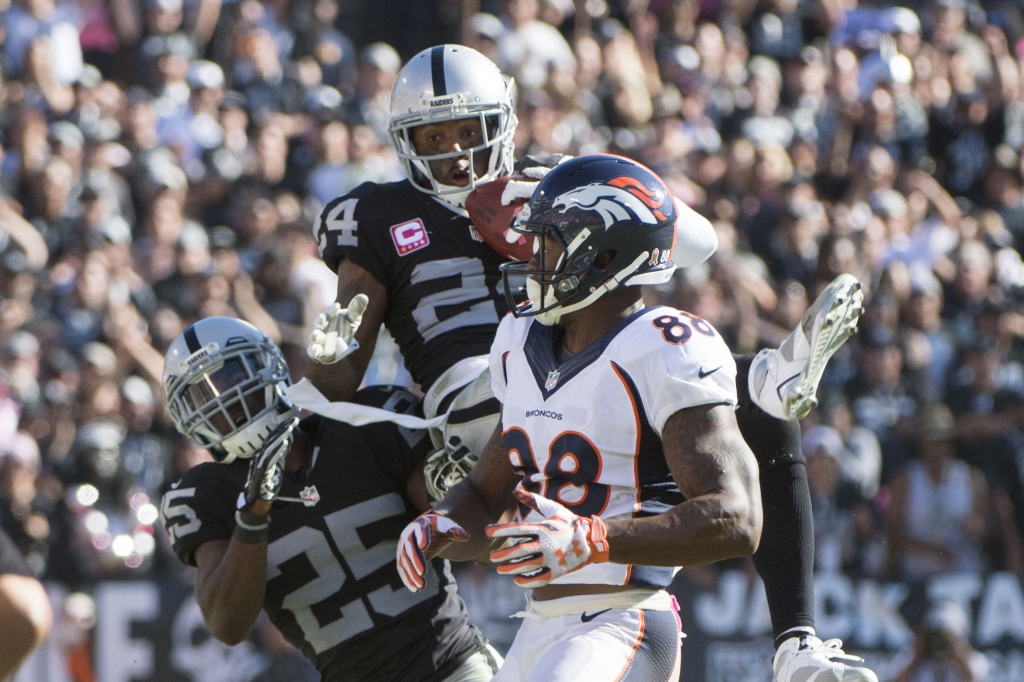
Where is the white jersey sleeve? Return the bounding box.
[614,309,737,435]
[488,313,529,404]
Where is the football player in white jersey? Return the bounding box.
[394,155,766,681]
[311,46,873,682]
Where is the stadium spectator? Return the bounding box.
[342,42,400,144]
[886,403,992,579]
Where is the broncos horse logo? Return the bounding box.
[551,176,670,229]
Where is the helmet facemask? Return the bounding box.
[391,106,515,210]
[502,214,644,326]
[526,234,569,326]
[165,338,295,463]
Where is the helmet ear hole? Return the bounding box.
[593,250,616,269]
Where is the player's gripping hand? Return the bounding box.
[397,512,469,592]
[499,165,554,207]
[306,294,369,365]
[486,489,610,588]
[244,417,300,510]
[422,437,478,506]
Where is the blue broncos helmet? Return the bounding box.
[500,154,679,325]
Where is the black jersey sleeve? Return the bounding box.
[161,462,245,567]
[315,182,392,284]
[348,385,434,487]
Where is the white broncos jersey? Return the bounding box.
[489,306,737,589]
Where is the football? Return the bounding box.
[465,175,535,261]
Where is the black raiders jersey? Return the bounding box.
[316,179,511,390]
[161,386,483,682]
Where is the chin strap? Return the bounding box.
[528,251,651,326]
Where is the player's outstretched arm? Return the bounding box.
[605,403,762,567]
[304,260,388,402]
[405,464,433,514]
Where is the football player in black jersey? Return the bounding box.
[159,317,499,682]
[305,45,874,682]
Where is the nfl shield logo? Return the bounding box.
[300,486,321,507]
[545,370,560,390]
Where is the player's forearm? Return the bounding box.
[435,424,520,560]
[306,261,387,401]
[605,489,761,566]
[434,477,513,561]
[303,355,366,402]
[195,540,269,645]
[645,404,762,566]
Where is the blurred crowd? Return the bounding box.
[2,0,1024,653]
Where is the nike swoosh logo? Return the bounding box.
[698,366,722,379]
[580,608,612,623]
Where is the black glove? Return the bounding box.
[243,417,299,510]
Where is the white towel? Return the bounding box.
[284,379,448,429]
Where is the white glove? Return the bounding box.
[499,165,559,207]
[500,179,540,207]
[485,489,609,588]
[396,512,469,592]
[672,196,719,268]
[307,294,369,365]
[422,437,478,506]
[521,166,554,180]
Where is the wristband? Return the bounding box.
[237,508,270,529]
[588,515,610,563]
[233,509,270,544]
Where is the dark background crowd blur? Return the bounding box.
[3,0,1024,677]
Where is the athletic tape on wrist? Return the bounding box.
[234,509,270,544]
[589,516,610,563]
